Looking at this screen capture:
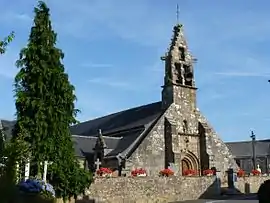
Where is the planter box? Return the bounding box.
[137,174,147,177]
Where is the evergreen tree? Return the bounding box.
[12,1,91,200]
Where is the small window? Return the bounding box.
[174,62,182,84]
[184,65,193,86]
[179,47,185,60]
[183,120,188,133]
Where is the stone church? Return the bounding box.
[1,23,239,177]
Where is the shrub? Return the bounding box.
[18,179,55,199]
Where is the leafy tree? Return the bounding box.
[12,1,91,200]
[0,132,30,203]
[0,32,15,54]
[0,123,6,164]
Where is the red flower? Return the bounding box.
[251,169,261,176]
[159,168,174,176]
[183,169,197,176]
[203,169,213,175]
[96,167,113,176]
[237,169,245,177]
[131,168,147,176]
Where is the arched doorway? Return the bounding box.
[181,151,199,175]
[181,158,192,172]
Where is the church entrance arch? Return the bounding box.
[182,158,192,171]
[181,151,199,175]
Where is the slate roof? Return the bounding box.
[71,101,164,158]
[0,101,164,159]
[70,101,163,136]
[72,127,146,158]
[225,139,270,158]
[72,135,122,158]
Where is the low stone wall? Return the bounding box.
[82,176,218,203]
[235,176,270,194]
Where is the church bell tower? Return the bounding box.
[161,22,200,172]
[161,23,197,110]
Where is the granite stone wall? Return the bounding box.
[83,176,218,203]
[235,176,270,194]
[197,110,238,178]
[126,116,165,176]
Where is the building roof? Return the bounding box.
[225,139,270,158]
[1,101,164,159]
[71,101,164,158]
[72,127,146,158]
[70,101,162,137]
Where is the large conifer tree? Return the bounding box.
[12,1,91,199]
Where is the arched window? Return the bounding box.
[183,120,188,133]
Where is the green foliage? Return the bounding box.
[0,125,6,167]
[0,32,15,54]
[50,157,92,200]
[12,0,91,200]
[0,133,30,203]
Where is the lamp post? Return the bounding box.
[250,131,256,170]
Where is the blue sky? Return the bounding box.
[0,0,270,142]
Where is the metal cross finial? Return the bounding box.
[176,4,179,24]
[250,130,256,140]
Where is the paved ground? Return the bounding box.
[173,194,258,203]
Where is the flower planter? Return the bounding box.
[97,173,112,177]
[237,169,245,177]
[137,173,147,177]
[131,168,147,177]
[203,169,214,176]
[101,173,112,177]
[161,174,173,177]
[251,169,261,176]
[159,168,174,177]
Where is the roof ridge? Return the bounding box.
[226,139,270,144]
[72,134,123,139]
